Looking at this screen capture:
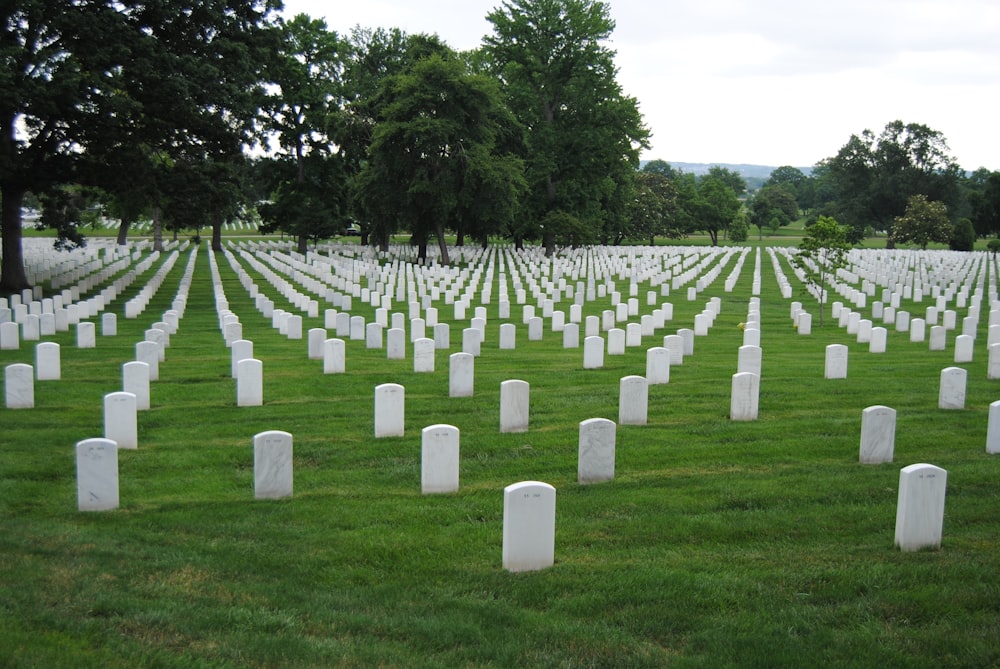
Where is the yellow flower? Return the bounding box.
[738,322,746,330]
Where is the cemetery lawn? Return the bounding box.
[2,242,1000,668]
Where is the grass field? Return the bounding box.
[1,239,999,667]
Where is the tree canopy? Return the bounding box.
[818,120,962,244]
[355,48,524,264]
[1,0,280,291]
[483,0,649,255]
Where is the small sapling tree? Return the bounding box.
[792,215,851,325]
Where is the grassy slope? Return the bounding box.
[1,241,999,668]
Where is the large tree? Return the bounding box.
[335,26,413,247]
[627,171,682,245]
[819,120,963,245]
[1,0,279,291]
[256,13,348,253]
[355,48,524,264]
[693,174,740,246]
[966,169,1000,239]
[764,165,815,211]
[483,0,649,255]
[749,185,798,239]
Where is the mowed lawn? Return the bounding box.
[2,240,999,668]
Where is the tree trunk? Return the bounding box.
[0,185,30,294]
[514,236,524,251]
[212,218,223,251]
[434,221,451,266]
[543,230,555,257]
[456,228,465,247]
[297,235,308,255]
[116,218,131,246]
[708,229,719,246]
[152,206,163,252]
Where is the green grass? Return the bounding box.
[2,241,1000,667]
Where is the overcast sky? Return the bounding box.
[281,0,999,171]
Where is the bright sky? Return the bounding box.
[281,0,1000,171]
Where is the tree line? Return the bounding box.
[3,1,999,294]
[1,0,648,291]
[642,120,1000,252]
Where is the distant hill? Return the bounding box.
[642,161,814,179]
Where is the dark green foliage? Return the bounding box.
[819,121,963,244]
[749,185,799,238]
[483,0,649,255]
[950,218,976,251]
[1,0,281,291]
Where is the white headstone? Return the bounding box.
[730,372,759,421]
[374,383,405,437]
[231,339,253,378]
[860,405,896,464]
[76,321,96,349]
[894,463,947,552]
[737,345,762,377]
[678,328,695,355]
[987,400,1000,454]
[421,424,460,494]
[387,328,406,360]
[929,325,947,351]
[825,344,848,379]
[645,347,670,385]
[607,328,625,355]
[583,336,604,370]
[136,341,160,381]
[76,438,119,511]
[500,379,529,433]
[323,338,346,374]
[104,391,137,449]
[5,363,34,409]
[869,327,887,353]
[413,337,435,373]
[362,322,381,349]
[562,322,579,349]
[938,367,966,409]
[527,316,543,341]
[434,322,450,349]
[954,334,974,363]
[578,418,616,484]
[797,312,812,335]
[307,328,327,360]
[499,323,516,350]
[351,315,366,341]
[35,342,60,381]
[101,312,117,336]
[285,314,303,340]
[463,327,481,357]
[502,481,556,572]
[618,375,648,426]
[663,334,683,364]
[449,352,474,398]
[253,430,293,499]
[236,358,263,407]
[22,314,39,341]
[122,361,151,410]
